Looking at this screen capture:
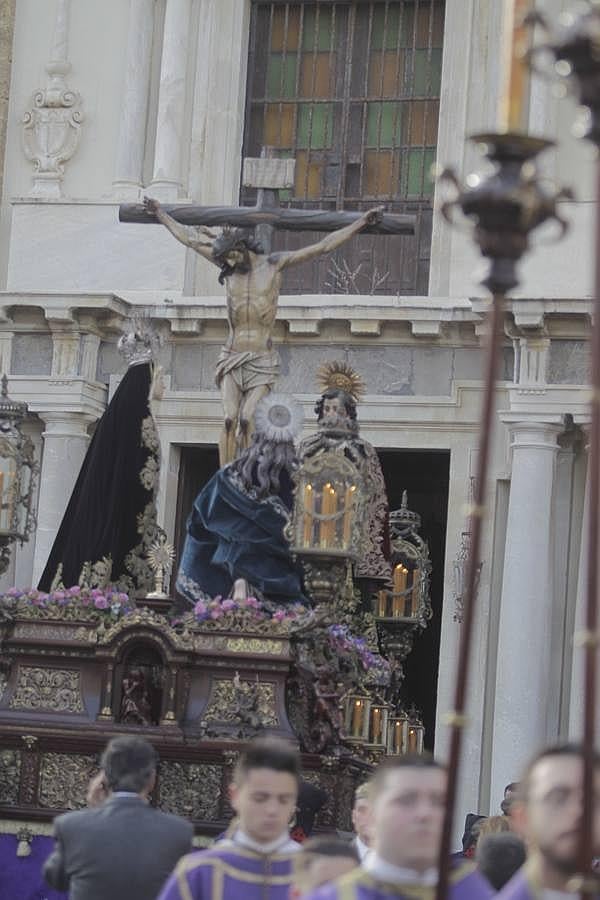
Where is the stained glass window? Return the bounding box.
[243,1,445,295]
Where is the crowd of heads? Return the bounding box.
[45,733,600,899]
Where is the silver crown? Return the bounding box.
[117,317,161,367]
[254,393,303,443]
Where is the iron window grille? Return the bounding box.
[242,0,445,295]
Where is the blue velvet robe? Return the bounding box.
[303,862,496,900]
[176,468,307,605]
[157,841,299,900]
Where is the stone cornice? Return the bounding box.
[5,375,107,421]
[0,292,592,341]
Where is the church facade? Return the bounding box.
[0,0,593,831]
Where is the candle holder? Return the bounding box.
[343,692,371,743]
[406,705,425,754]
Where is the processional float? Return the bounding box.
[435,2,600,898]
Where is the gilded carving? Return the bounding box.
[39,753,96,810]
[0,750,21,806]
[158,762,221,820]
[223,638,287,655]
[202,678,278,728]
[9,666,84,713]
[13,622,95,643]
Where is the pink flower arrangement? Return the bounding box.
[0,586,133,618]
[190,594,306,624]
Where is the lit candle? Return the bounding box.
[408,727,417,752]
[371,707,382,743]
[392,564,407,616]
[498,0,535,132]
[303,483,314,546]
[342,484,356,547]
[319,483,338,548]
[351,699,364,736]
[391,719,402,754]
[376,589,388,618]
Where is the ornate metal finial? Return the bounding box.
[117,316,161,368]
[317,361,366,402]
[146,536,175,599]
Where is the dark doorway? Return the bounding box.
[174,444,450,749]
[173,445,220,605]
[378,449,450,752]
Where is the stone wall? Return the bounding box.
[0,0,15,202]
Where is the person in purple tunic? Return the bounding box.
[304,755,495,900]
[158,738,301,900]
[497,744,600,900]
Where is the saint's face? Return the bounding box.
[230,767,298,844]
[372,767,446,872]
[322,397,346,419]
[521,756,600,872]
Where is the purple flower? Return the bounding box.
[91,588,103,598]
[6,587,21,597]
[272,609,287,622]
[94,596,108,610]
[118,592,128,603]
[245,596,260,609]
[194,600,207,617]
[210,609,221,619]
[67,585,81,597]
[221,598,235,611]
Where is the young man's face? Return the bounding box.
[372,767,446,872]
[351,797,373,846]
[515,755,600,873]
[230,767,298,844]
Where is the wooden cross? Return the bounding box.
[119,154,416,241]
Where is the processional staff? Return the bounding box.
[434,2,571,899]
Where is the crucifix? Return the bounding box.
[120,154,416,466]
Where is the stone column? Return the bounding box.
[149,0,192,200]
[31,412,92,586]
[489,421,561,803]
[112,0,155,199]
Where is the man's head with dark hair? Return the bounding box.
[369,753,447,872]
[314,388,358,435]
[230,738,301,847]
[476,832,526,890]
[292,837,359,898]
[501,781,520,816]
[512,743,600,887]
[100,735,158,796]
[212,228,265,284]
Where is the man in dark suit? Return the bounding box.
[43,735,193,900]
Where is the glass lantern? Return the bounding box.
[344,692,371,742]
[406,707,425,753]
[387,711,409,755]
[290,451,365,559]
[367,701,391,747]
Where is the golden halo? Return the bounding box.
[316,361,366,402]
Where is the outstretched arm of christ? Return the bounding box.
[143,196,218,264]
[271,206,384,271]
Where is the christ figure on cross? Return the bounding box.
[143,196,382,465]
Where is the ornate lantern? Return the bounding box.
[387,711,409,755]
[375,492,432,625]
[290,450,365,603]
[343,692,371,742]
[367,700,392,748]
[406,706,425,754]
[0,377,37,573]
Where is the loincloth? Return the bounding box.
[215,347,280,392]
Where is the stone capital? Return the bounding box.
[503,419,563,454]
[38,409,95,437]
